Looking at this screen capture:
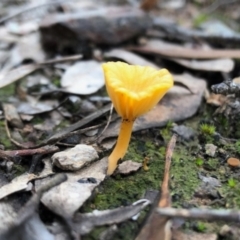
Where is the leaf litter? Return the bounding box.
[0,0,240,239]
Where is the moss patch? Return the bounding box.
[81,103,240,239]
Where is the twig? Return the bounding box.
[38,54,82,66]
[157,207,240,222]
[2,145,59,158]
[45,123,103,147]
[95,104,114,143]
[159,134,177,208]
[37,103,112,147]
[4,119,26,148]
[136,134,177,240]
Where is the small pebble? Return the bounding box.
[205,143,217,157]
[172,125,195,141]
[227,157,240,167]
[118,160,142,175]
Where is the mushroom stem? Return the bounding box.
[107,119,134,175]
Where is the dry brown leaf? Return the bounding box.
[207,93,227,106]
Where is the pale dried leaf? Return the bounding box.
[17,100,58,115]
[0,159,54,200]
[0,64,38,89]
[73,199,150,235]
[61,60,104,95]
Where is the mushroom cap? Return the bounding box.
[102,61,173,120]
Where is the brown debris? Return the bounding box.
[141,0,158,11]
[227,157,240,167]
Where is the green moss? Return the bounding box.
[195,158,204,167]
[235,141,240,155]
[0,84,15,102]
[31,116,45,125]
[204,158,219,171]
[12,164,28,177]
[78,103,240,239]
[199,123,216,136]
[193,14,209,27]
[196,221,207,232]
[82,125,201,239]
[228,178,237,188]
[52,78,61,88]
[54,119,70,131]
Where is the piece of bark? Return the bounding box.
[3,103,23,128]
[40,6,152,54]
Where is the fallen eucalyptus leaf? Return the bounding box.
[0,64,38,89]
[73,199,150,235]
[17,100,58,115]
[0,158,54,200]
[61,60,104,95]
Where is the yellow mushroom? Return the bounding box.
[102,61,173,175]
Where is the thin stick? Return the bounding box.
[1,145,59,158]
[159,134,177,208]
[157,207,240,222]
[95,104,114,142]
[136,134,177,240]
